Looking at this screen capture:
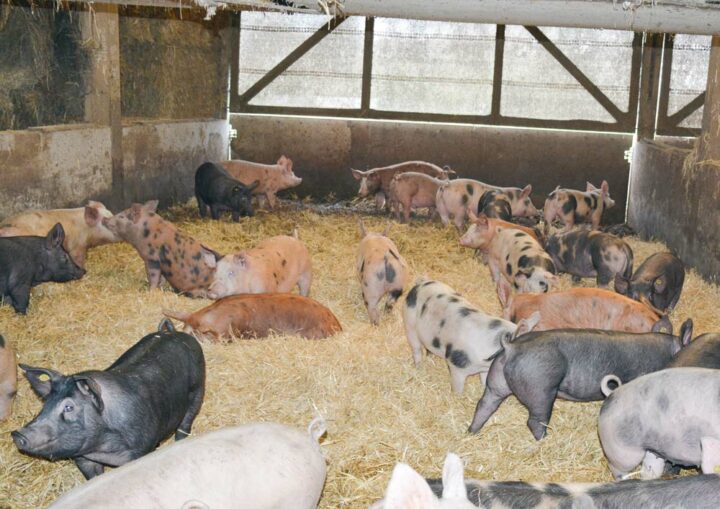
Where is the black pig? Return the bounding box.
[615,252,684,313]
[0,223,85,314]
[545,228,633,287]
[668,333,720,369]
[194,162,259,221]
[468,316,691,440]
[11,320,205,479]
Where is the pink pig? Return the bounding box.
[221,156,302,209]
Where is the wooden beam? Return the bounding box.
[637,32,663,139]
[626,32,643,126]
[490,24,505,120]
[667,92,706,125]
[698,36,720,161]
[237,15,348,105]
[360,17,374,115]
[525,26,625,123]
[656,34,674,125]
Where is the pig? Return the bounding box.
[194,162,258,221]
[351,160,452,211]
[543,181,615,233]
[163,293,342,341]
[0,334,17,420]
[598,367,720,479]
[370,453,476,509]
[388,172,449,222]
[0,223,85,314]
[422,458,720,509]
[436,179,538,230]
[459,214,557,293]
[48,419,327,509]
[103,200,220,298]
[497,279,661,332]
[402,278,520,394]
[669,333,720,368]
[0,201,120,269]
[545,229,633,287]
[357,221,408,325]
[615,252,685,313]
[462,212,543,245]
[221,155,302,209]
[11,319,205,480]
[477,190,512,221]
[468,317,691,440]
[206,232,312,299]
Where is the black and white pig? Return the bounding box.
[11,319,205,479]
[545,228,633,287]
[402,278,520,394]
[598,367,720,479]
[477,190,512,221]
[669,333,720,369]
[615,252,685,313]
[194,162,259,221]
[0,223,85,314]
[468,317,692,440]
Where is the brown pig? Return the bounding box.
[351,161,452,210]
[497,278,661,332]
[0,201,120,269]
[103,200,220,298]
[543,181,615,232]
[357,221,408,325]
[388,172,448,222]
[207,232,312,299]
[163,293,342,341]
[221,156,302,209]
[0,334,17,420]
[436,179,538,230]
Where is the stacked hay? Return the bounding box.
[0,204,718,507]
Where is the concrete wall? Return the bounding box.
[628,139,720,282]
[230,114,633,224]
[0,119,228,218]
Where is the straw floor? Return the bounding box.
[1,202,719,508]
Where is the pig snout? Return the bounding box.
[11,426,49,455]
[11,430,29,450]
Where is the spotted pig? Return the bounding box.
[402,278,519,394]
[543,180,615,232]
[0,334,17,420]
[103,200,220,298]
[357,221,408,325]
[545,228,633,287]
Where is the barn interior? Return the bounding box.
[1,0,719,507]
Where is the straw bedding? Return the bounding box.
[1,202,719,508]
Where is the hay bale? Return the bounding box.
[0,203,717,507]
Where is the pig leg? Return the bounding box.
[265,192,277,209]
[385,288,402,311]
[404,321,424,366]
[8,284,31,314]
[196,192,208,218]
[257,194,268,209]
[640,451,666,480]
[75,457,104,480]
[175,385,204,441]
[510,367,564,440]
[375,192,386,210]
[145,260,164,289]
[468,361,511,433]
[297,270,312,297]
[449,367,468,395]
[209,204,222,220]
[453,213,465,232]
[402,200,412,223]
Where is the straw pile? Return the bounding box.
[1,202,719,507]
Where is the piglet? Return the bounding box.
[545,228,633,287]
[0,223,85,314]
[543,181,615,232]
[477,190,512,221]
[207,232,312,299]
[469,317,691,440]
[351,160,451,211]
[103,200,220,298]
[389,172,448,222]
[0,334,17,420]
[0,201,119,269]
[357,221,408,324]
[669,333,720,368]
[402,278,519,394]
[195,162,258,221]
[221,155,302,209]
[12,319,205,479]
[163,293,342,341]
[48,419,327,509]
[615,252,685,313]
[599,367,720,479]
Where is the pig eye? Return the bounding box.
[63,403,75,413]
[228,271,235,277]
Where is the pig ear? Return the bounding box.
[680,319,693,346]
[701,437,720,474]
[600,180,609,193]
[520,185,532,198]
[351,169,365,180]
[514,311,541,338]
[84,205,101,226]
[74,376,104,413]
[129,203,144,223]
[143,200,159,213]
[476,214,489,228]
[19,364,63,400]
[652,276,667,294]
[441,453,467,500]
[45,223,65,249]
[358,219,367,237]
[586,182,597,191]
[158,318,175,333]
[201,247,220,269]
[614,274,629,295]
[383,462,437,509]
[651,316,673,335]
[467,210,478,222]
